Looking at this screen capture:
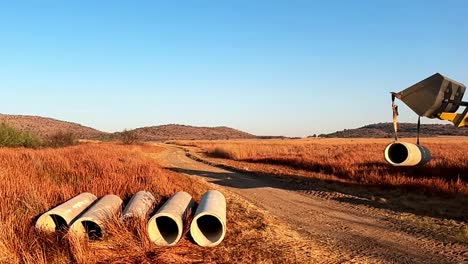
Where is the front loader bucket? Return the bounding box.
[394,73,466,118]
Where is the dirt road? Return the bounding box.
[154,144,468,264]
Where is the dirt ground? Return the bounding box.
[152,143,468,264]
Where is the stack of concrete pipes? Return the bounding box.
[35,190,226,247]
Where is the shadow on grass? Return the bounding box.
[231,157,468,183]
[169,165,468,222]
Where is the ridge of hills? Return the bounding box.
[319,122,468,138]
[0,114,255,141]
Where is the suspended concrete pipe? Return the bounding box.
[70,194,123,239]
[190,190,226,247]
[384,142,431,166]
[35,192,97,232]
[123,191,156,219]
[147,191,194,246]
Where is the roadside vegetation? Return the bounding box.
[119,129,140,145]
[174,138,468,221]
[0,123,43,148]
[0,123,79,148]
[0,143,311,263]
[45,131,79,147]
[176,138,468,196]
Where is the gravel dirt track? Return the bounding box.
[153,144,468,264]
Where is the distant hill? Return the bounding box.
[0,114,107,139]
[0,114,256,141]
[124,124,256,141]
[320,123,468,138]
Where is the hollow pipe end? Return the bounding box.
[69,217,105,239]
[147,213,183,246]
[35,213,65,232]
[190,212,226,247]
[384,142,432,166]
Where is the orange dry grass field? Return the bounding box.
[176,138,468,196]
[0,143,301,263]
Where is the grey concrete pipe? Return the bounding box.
[69,194,123,239]
[190,190,226,247]
[123,191,155,219]
[147,191,194,246]
[384,142,431,166]
[35,192,97,232]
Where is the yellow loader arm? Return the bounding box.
[439,112,468,127]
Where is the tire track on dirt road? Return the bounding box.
[153,144,468,264]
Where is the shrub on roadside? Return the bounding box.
[120,129,139,145]
[0,123,42,148]
[209,147,235,159]
[46,131,78,147]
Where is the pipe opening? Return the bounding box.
[387,143,408,164]
[195,215,223,243]
[155,216,179,244]
[50,214,68,231]
[81,221,102,239]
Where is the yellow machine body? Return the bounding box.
[439,112,468,127]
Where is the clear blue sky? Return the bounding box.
[0,1,467,136]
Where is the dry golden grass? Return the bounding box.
[175,138,468,196]
[174,138,468,222]
[0,143,309,263]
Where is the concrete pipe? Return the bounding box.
[384,142,431,166]
[123,191,156,219]
[69,194,123,239]
[35,192,97,232]
[147,191,194,246]
[190,190,226,247]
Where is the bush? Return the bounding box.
[120,129,139,145]
[0,123,42,148]
[208,147,234,159]
[46,131,78,147]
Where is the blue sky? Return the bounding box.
[0,1,467,136]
